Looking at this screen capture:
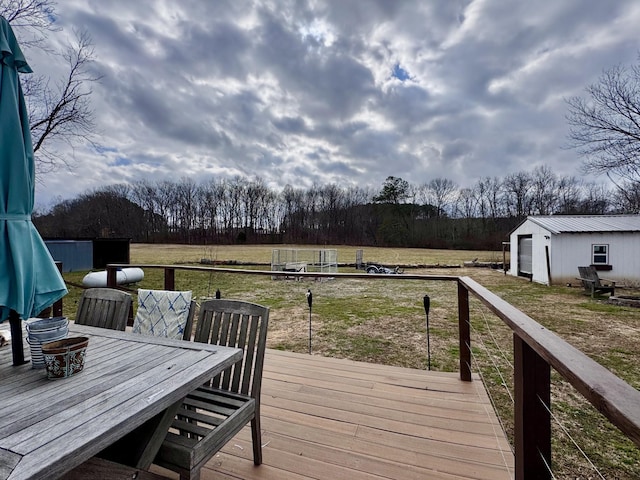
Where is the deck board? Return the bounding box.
[152,349,514,480]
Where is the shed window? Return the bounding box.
[592,244,608,265]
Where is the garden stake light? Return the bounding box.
[423,294,431,371]
[306,289,312,354]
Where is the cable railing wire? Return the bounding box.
[474,301,514,371]
[539,450,557,480]
[467,303,515,405]
[466,295,608,479]
[467,340,515,459]
[538,393,606,480]
[463,303,515,460]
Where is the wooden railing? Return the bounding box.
[458,276,640,477]
[104,264,640,480]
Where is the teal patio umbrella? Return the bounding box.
[0,16,67,365]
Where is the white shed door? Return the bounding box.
[518,237,533,275]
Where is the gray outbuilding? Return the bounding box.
[509,215,640,286]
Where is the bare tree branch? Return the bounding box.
[0,0,58,50]
[566,62,640,185]
[2,0,100,176]
[28,29,100,174]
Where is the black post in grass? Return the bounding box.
[306,289,313,354]
[423,295,431,371]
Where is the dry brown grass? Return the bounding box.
[130,243,505,266]
[62,244,639,478]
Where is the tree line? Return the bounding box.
[34,165,638,249]
[5,0,640,234]
[5,0,640,249]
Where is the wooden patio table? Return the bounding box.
[0,323,242,480]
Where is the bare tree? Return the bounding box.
[174,177,197,243]
[503,171,532,218]
[2,1,99,175]
[203,178,228,240]
[612,180,640,213]
[316,183,343,242]
[579,182,611,214]
[256,187,278,234]
[425,178,457,218]
[281,184,305,242]
[530,165,558,215]
[0,1,57,49]
[155,180,177,239]
[473,176,504,222]
[566,62,640,187]
[131,180,162,241]
[242,177,270,233]
[556,175,582,214]
[28,31,99,174]
[343,185,375,244]
[455,187,477,219]
[226,177,246,234]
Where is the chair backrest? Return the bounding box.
[182,300,196,340]
[195,299,269,398]
[132,289,195,340]
[578,266,602,286]
[75,288,132,331]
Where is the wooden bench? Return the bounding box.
[576,266,616,298]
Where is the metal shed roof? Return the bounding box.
[527,215,640,234]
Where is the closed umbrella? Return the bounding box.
[0,16,67,365]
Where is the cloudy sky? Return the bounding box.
[12,0,640,208]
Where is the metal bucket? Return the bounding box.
[42,336,89,379]
[26,317,69,369]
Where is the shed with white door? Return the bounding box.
[509,215,640,286]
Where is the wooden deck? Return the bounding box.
[152,349,514,480]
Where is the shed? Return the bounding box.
[509,215,640,286]
[44,238,131,272]
[44,240,93,273]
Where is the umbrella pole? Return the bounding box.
[9,309,28,366]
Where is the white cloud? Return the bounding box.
[7,0,640,207]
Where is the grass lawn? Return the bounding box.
[61,244,640,478]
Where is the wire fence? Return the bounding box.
[466,296,637,479]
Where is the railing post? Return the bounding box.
[457,282,472,382]
[53,261,63,317]
[164,267,175,290]
[514,334,551,479]
[106,265,118,288]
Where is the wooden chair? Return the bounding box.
[577,266,616,298]
[181,300,196,341]
[132,289,196,341]
[154,299,270,480]
[75,288,132,330]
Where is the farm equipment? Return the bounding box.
[365,264,403,274]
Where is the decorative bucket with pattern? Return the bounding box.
[42,336,89,379]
